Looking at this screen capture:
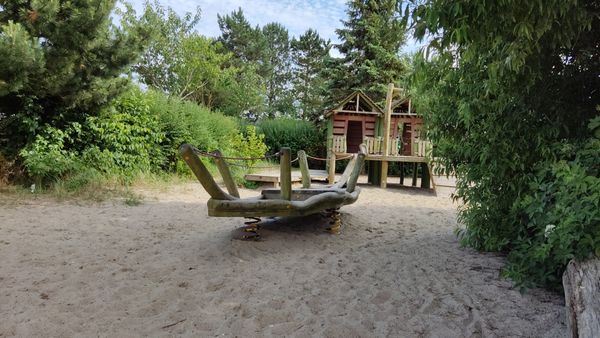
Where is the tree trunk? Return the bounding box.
[563,258,600,338]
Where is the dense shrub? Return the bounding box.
[411,0,598,289]
[86,89,165,173]
[19,125,80,183]
[503,132,600,289]
[256,118,324,158]
[20,88,166,185]
[229,126,269,166]
[145,90,239,171]
[19,87,269,190]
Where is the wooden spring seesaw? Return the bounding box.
[179,143,367,239]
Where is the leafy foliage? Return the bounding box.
[230,126,269,166]
[144,90,239,172]
[134,2,263,117]
[257,119,325,159]
[411,0,599,288]
[85,89,165,173]
[505,136,600,289]
[0,0,150,155]
[19,124,80,182]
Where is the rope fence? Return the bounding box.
[191,145,353,170]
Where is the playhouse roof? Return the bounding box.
[391,96,418,116]
[325,91,384,118]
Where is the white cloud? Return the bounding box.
[126,0,418,52]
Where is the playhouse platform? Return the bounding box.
[245,169,328,187]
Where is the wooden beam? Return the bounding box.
[297,150,311,188]
[380,161,388,188]
[332,110,381,115]
[178,144,236,201]
[327,150,336,184]
[365,155,428,162]
[382,83,394,157]
[399,162,404,185]
[420,163,430,189]
[280,147,292,200]
[412,163,418,186]
[212,150,240,198]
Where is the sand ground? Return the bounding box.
[0,183,566,337]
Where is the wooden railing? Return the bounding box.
[363,136,382,154]
[332,135,347,153]
[332,135,431,157]
[413,139,432,157]
[362,137,399,156]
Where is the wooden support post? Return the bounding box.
[382,83,394,157]
[280,147,292,200]
[298,150,311,188]
[412,163,418,187]
[380,161,388,188]
[327,150,336,184]
[399,162,405,185]
[178,144,235,201]
[380,83,394,189]
[212,150,240,198]
[420,162,430,189]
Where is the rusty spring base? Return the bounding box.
[241,217,261,240]
[324,208,342,234]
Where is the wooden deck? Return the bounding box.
[245,169,328,187]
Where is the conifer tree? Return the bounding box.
[218,9,294,117]
[330,0,407,102]
[262,22,293,116]
[217,8,264,66]
[290,29,330,122]
[0,0,150,154]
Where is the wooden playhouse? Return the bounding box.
[325,84,433,188]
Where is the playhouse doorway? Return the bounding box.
[402,123,412,155]
[347,121,363,153]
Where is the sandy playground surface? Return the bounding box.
[0,182,567,337]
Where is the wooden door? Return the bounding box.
[347,121,363,153]
[402,123,412,155]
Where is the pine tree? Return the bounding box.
[0,0,150,154]
[218,10,294,117]
[261,22,293,116]
[290,29,330,122]
[217,8,264,66]
[330,0,407,102]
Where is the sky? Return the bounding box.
[126,0,422,54]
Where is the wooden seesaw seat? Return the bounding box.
[178,143,366,236]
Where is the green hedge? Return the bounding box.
[256,118,325,158]
[19,87,267,187]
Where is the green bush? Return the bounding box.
[145,90,239,172]
[257,118,324,158]
[503,135,600,289]
[86,89,165,174]
[229,125,269,166]
[19,123,83,184]
[20,88,166,185]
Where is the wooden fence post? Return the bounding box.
[328,150,336,184]
[298,150,311,188]
[280,148,291,200]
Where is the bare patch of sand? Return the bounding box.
[0,183,566,337]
